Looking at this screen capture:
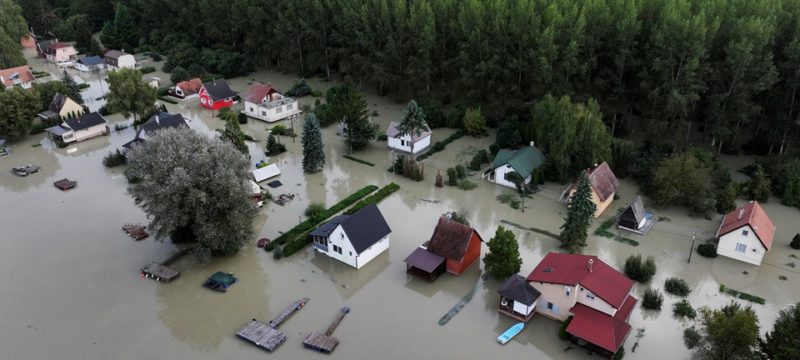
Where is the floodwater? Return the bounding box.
[1,50,799,360]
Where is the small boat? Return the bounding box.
[257,238,270,248]
[203,271,237,292]
[498,322,524,344]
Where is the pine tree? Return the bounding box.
[396,100,429,157]
[483,226,522,280]
[219,113,248,157]
[302,113,325,173]
[266,134,286,156]
[560,172,596,253]
[61,71,84,104]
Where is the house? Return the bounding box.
[36,39,55,58]
[252,163,282,183]
[483,143,545,189]
[404,216,483,280]
[617,196,654,235]
[37,93,85,122]
[74,56,105,72]
[147,77,160,89]
[103,50,136,70]
[199,80,236,110]
[243,82,301,122]
[497,274,541,322]
[715,201,775,266]
[527,253,637,358]
[311,204,391,269]
[560,162,620,217]
[173,78,203,99]
[45,112,108,144]
[122,112,188,150]
[385,121,432,154]
[42,42,77,64]
[0,65,35,90]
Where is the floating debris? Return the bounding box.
[439,285,477,326]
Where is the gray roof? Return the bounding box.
[625,196,646,223]
[386,121,431,143]
[404,247,445,273]
[104,50,126,59]
[497,274,540,306]
[45,125,69,136]
[139,112,187,135]
[78,56,103,65]
[309,215,350,238]
[48,93,68,113]
[202,80,236,101]
[340,204,391,254]
[64,112,106,131]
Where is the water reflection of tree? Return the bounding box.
[308,250,390,301]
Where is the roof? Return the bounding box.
[176,78,203,94]
[625,196,646,223]
[202,80,236,101]
[386,121,432,143]
[45,125,69,136]
[340,204,392,254]
[63,112,106,131]
[497,274,541,306]
[0,66,35,87]
[252,163,281,182]
[104,50,129,59]
[489,146,545,179]
[78,56,103,66]
[717,201,775,250]
[51,42,73,49]
[404,247,446,273]
[139,112,187,135]
[526,253,634,309]
[567,302,632,353]
[37,39,55,49]
[426,217,482,260]
[48,93,69,113]
[310,215,350,238]
[587,162,619,201]
[243,82,277,103]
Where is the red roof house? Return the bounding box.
[0,65,35,89]
[199,80,236,110]
[426,218,483,275]
[715,201,775,266]
[561,162,620,217]
[174,78,203,99]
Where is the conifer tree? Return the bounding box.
[746,165,771,202]
[61,71,84,104]
[483,226,522,280]
[560,172,596,253]
[396,100,429,157]
[219,113,248,157]
[302,113,325,173]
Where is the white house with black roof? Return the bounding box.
[45,112,108,144]
[310,204,391,269]
[122,112,188,150]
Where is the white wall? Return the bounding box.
[717,225,766,266]
[324,226,358,268]
[73,124,107,142]
[244,99,301,123]
[531,282,578,321]
[513,299,537,316]
[117,55,136,69]
[576,285,617,316]
[354,235,389,269]
[486,164,532,189]
[388,134,431,154]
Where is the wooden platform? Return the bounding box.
[141,262,179,282]
[303,306,349,353]
[236,298,309,352]
[122,224,149,240]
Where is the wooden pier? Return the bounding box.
[236,298,309,352]
[122,224,149,240]
[140,247,191,283]
[303,306,350,353]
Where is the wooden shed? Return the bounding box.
[426,217,483,275]
[617,196,654,235]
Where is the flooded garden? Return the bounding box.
[2,50,799,359]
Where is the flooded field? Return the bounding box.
[1,51,799,359]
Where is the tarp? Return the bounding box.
[252,163,281,182]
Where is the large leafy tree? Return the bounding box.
[105,68,156,125]
[100,3,138,51]
[33,81,70,112]
[483,226,522,280]
[301,113,325,173]
[650,152,714,215]
[0,0,28,68]
[126,128,255,261]
[684,302,760,360]
[396,100,429,157]
[560,172,596,253]
[0,87,40,140]
[761,302,800,360]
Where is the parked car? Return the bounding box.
[12,165,40,177]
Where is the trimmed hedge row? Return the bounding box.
[719,284,766,305]
[345,183,400,215]
[265,185,378,252]
[343,155,375,166]
[416,130,465,161]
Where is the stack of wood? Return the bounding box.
[122,224,149,240]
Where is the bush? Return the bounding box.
[140,66,156,74]
[286,79,312,97]
[102,149,127,168]
[489,143,500,156]
[664,277,691,297]
[791,233,800,249]
[697,243,717,258]
[447,168,458,186]
[237,112,248,124]
[683,327,701,349]
[345,183,400,215]
[435,170,443,187]
[624,254,657,283]
[98,105,113,116]
[478,149,490,164]
[378,134,388,141]
[613,347,625,360]
[642,288,664,310]
[455,165,466,179]
[416,130,465,161]
[457,179,477,190]
[672,299,696,319]
[559,316,573,340]
[468,155,482,171]
[305,202,326,218]
[271,124,288,135]
[157,86,170,96]
[151,53,162,61]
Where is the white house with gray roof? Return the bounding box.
[310,204,391,269]
[386,121,432,154]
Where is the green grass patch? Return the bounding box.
[497,192,522,209]
[718,284,766,305]
[343,155,375,166]
[457,179,477,190]
[416,130,465,161]
[345,183,400,215]
[78,83,90,90]
[500,220,559,240]
[593,217,639,246]
[158,96,178,104]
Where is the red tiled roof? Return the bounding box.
[587,162,619,201]
[567,303,632,353]
[426,217,482,260]
[0,66,35,87]
[527,253,634,309]
[717,201,775,250]
[51,42,73,49]
[176,78,203,95]
[243,82,277,103]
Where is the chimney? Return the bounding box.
[738,208,745,220]
[587,259,593,272]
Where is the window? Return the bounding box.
[742,230,749,236]
[287,104,293,110]
[248,107,254,112]
[586,292,596,300]
[565,286,572,297]
[276,107,283,113]
[340,233,344,239]
[349,251,352,256]
[735,243,747,253]
[332,245,342,254]
[261,111,267,116]
[547,302,553,310]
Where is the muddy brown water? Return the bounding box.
[1,50,799,359]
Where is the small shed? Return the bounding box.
[404,247,446,282]
[252,164,281,182]
[497,274,540,322]
[617,196,654,235]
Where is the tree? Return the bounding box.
[650,153,714,215]
[496,117,522,148]
[328,84,376,152]
[686,302,760,360]
[266,134,286,155]
[170,66,189,84]
[505,172,528,212]
[483,226,522,280]
[624,254,657,283]
[782,160,800,208]
[396,100,429,157]
[33,81,70,112]
[219,112,249,157]
[126,128,255,261]
[559,172,596,253]
[715,183,738,214]
[761,303,799,360]
[100,3,139,51]
[745,165,771,202]
[0,87,40,140]
[463,107,487,136]
[61,71,84,104]
[105,68,157,125]
[0,0,28,68]
[302,113,325,173]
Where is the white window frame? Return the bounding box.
[735,243,747,253]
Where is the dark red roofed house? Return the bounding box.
[199,80,236,110]
[404,217,483,281]
[527,252,637,358]
[243,82,300,122]
[173,78,203,99]
[715,201,775,266]
[560,161,620,217]
[0,65,35,90]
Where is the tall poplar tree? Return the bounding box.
[559,172,596,253]
[302,113,325,173]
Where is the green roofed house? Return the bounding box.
[483,143,545,189]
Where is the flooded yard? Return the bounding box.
[1,52,799,359]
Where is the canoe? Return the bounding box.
[498,322,524,344]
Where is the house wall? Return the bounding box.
[355,235,390,269]
[324,226,358,268]
[576,285,617,317]
[567,188,615,217]
[487,164,532,189]
[244,99,301,122]
[117,55,136,69]
[74,62,104,72]
[175,85,198,99]
[530,282,578,321]
[73,124,107,142]
[387,134,431,154]
[446,232,481,275]
[717,225,766,266]
[58,99,85,119]
[54,47,77,62]
[513,299,537,316]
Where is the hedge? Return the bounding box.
[343,155,375,166]
[345,183,400,215]
[719,284,766,305]
[697,243,717,258]
[416,130,465,161]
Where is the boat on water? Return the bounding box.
[498,322,524,344]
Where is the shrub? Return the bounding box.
[140,66,156,74]
[613,347,625,360]
[238,112,248,124]
[624,254,657,283]
[378,134,388,141]
[683,327,701,349]
[468,155,482,171]
[286,79,312,97]
[102,149,127,168]
[664,277,691,297]
[791,233,800,249]
[697,243,717,258]
[455,164,466,179]
[559,316,573,340]
[271,124,288,135]
[673,299,696,319]
[435,170,443,187]
[151,53,162,61]
[478,149,490,164]
[489,143,500,156]
[447,168,458,186]
[457,179,477,190]
[345,183,400,215]
[77,83,90,89]
[305,202,326,218]
[157,87,170,96]
[416,130,465,161]
[642,288,664,310]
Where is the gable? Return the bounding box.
[717,201,775,250]
[426,218,481,260]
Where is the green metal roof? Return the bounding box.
[489,146,545,178]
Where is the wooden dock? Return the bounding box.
[140,247,191,283]
[122,224,149,240]
[303,306,350,353]
[236,298,309,352]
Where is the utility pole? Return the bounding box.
[688,228,697,263]
[291,115,296,143]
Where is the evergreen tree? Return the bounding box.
[302,113,325,173]
[560,172,596,253]
[61,71,84,104]
[101,3,139,51]
[219,113,248,157]
[746,165,771,202]
[328,84,376,152]
[761,302,799,360]
[266,134,286,156]
[396,100,429,157]
[483,226,522,280]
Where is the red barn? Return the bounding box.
[199,80,236,110]
[426,217,483,275]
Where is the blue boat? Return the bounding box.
[497,322,524,344]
